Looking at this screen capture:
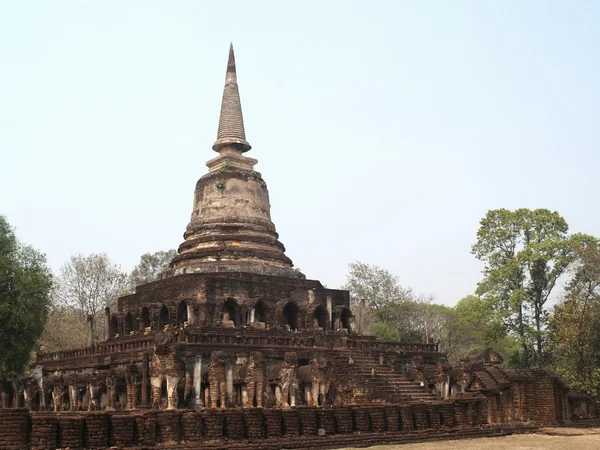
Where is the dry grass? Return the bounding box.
[340,428,600,450]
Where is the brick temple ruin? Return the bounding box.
[1,45,599,449]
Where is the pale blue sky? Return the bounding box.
[1,1,599,305]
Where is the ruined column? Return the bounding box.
[311,382,319,407]
[141,353,149,408]
[241,385,249,407]
[106,374,116,410]
[187,303,195,324]
[250,307,255,323]
[104,306,111,340]
[68,382,79,411]
[87,314,95,347]
[226,364,234,406]
[166,375,180,409]
[194,356,203,409]
[305,386,312,406]
[1,390,9,409]
[326,296,332,330]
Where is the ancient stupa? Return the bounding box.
[166,44,301,280]
[0,44,593,450]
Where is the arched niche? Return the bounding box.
[159,305,170,329]
[177,300,188,324]
[313,306,328,329]
[223,298,241,326]
[124,313,134,335]
[283,302,299,331]
[341,308,351,329]
[141,307,150,329]
[254,300,267,323]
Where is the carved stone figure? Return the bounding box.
[151,331,184,409]
[208,351,227,408]
[245,351,264,407]
[279,352,298,408]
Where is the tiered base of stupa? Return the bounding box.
[0,272,597,449]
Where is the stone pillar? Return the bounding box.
[250,308,255,323]
[319,382,326,407]
[326,296,332,330]
[187,303,195,324]
[194,357,203,409]
[87,314,95,347]
[104,306,111,340]
[1,391,10,409]
[141,353,149,408]
[68,383,78,411]
[305,386,312,406]
[241,385,249,407]
[226,364,233,396]
[311,382,319,407]
[204,386,210,408]
[226,364,234,406]
[53,384,62,411]
[166,375,180,409]
[106,375,116,410]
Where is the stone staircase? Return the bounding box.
[333,353,438,405]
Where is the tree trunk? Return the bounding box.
[518,304,530,367]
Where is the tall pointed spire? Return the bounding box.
[165,44,303,281]
[212,43,251,152]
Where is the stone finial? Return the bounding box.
[212,43,252,153]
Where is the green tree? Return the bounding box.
[472,208,572,367]
[129,249,177,287]
[549,234,600,397]
[443,295,518,364]
[371,322,401,341]
[372,299,428,343]
[0,216,53,374]
[342,261,413,334]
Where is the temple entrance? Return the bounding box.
[223,298,242,326]
[314,306,327,329]
[254,300,266,323]
[177,301,188,324]
[124,313,134,335]
[341,308,351,329]
[284,302,298,331]
[159,305,170,329]
[141,307,150,328]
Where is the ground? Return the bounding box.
[342,428,600,450]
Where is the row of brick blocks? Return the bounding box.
[0,402,486,449]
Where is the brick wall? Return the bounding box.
[1,402,491,449]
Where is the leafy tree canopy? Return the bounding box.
[472,208,572,367]
[443,295,518,364]
[129,249,177,288]
[0,216,53,375]
[342,261,413,334]
[549,234,600,397]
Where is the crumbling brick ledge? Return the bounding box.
[0,405,580,450]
